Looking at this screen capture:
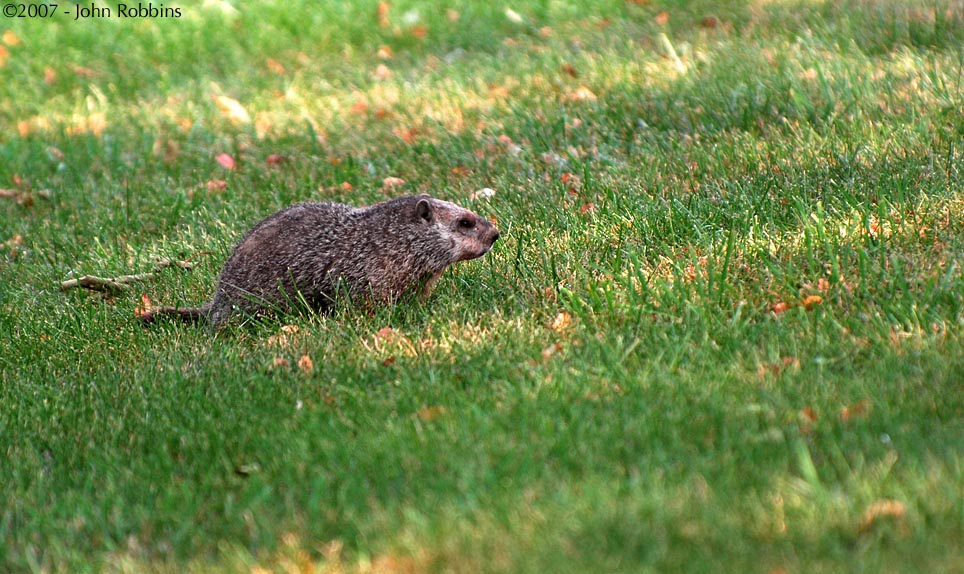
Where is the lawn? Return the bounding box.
[2,0,963,572]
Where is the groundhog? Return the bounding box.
[139,194,500,328]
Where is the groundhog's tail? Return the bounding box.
[138,304,209,325]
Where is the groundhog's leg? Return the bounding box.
[419,269,446,300]
[206,297,233,329]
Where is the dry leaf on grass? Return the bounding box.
[858,499,906,533]
[416,405,446,422]
[267,325,301,349]
[393,126,418,144]
[0,188,28,205]
[542,343,563,360]
[215,153,236,170]
[212,95,251,124]
[802,295,823,310]
[265,154,287,166]
[700,15,720,28]
[770,301,790,314]
[566,86,598,102]
[205,179,227,193]
[134,294,153,319]
[2,30,21,46]
[757,356,801,378]
[469,187,496,200]
[298,354,314,374]
[377,1,390,27]
[2,234,23,256]
[840,399,872,423]
[350,101,369,115]
[560,172,579,185]
[551,312,572,333]
[373,64,393,80]
[265,58,286,75]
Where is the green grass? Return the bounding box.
[2,0,964,572]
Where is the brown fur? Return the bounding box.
[139,195,500,328]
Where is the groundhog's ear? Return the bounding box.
[416,198,433,223]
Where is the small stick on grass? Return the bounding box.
[659,33,686,74]
[60,257,201,293]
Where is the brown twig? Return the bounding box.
[60,257,200,293]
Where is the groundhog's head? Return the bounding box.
[416,196,500,262]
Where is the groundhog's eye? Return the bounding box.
[458,218,475,229]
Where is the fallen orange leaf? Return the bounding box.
[802,295,823,310]
[265,58,286,75]
[393,126,418,144]
[350,101,369,115]
[377,1,390,27]
[2,30,20,46]
[298,354,314,374]
[858,499,906,533]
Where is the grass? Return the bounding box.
[2,0,964,572]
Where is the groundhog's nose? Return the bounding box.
[491,229,501,243]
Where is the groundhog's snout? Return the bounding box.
[490,228,501,243]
